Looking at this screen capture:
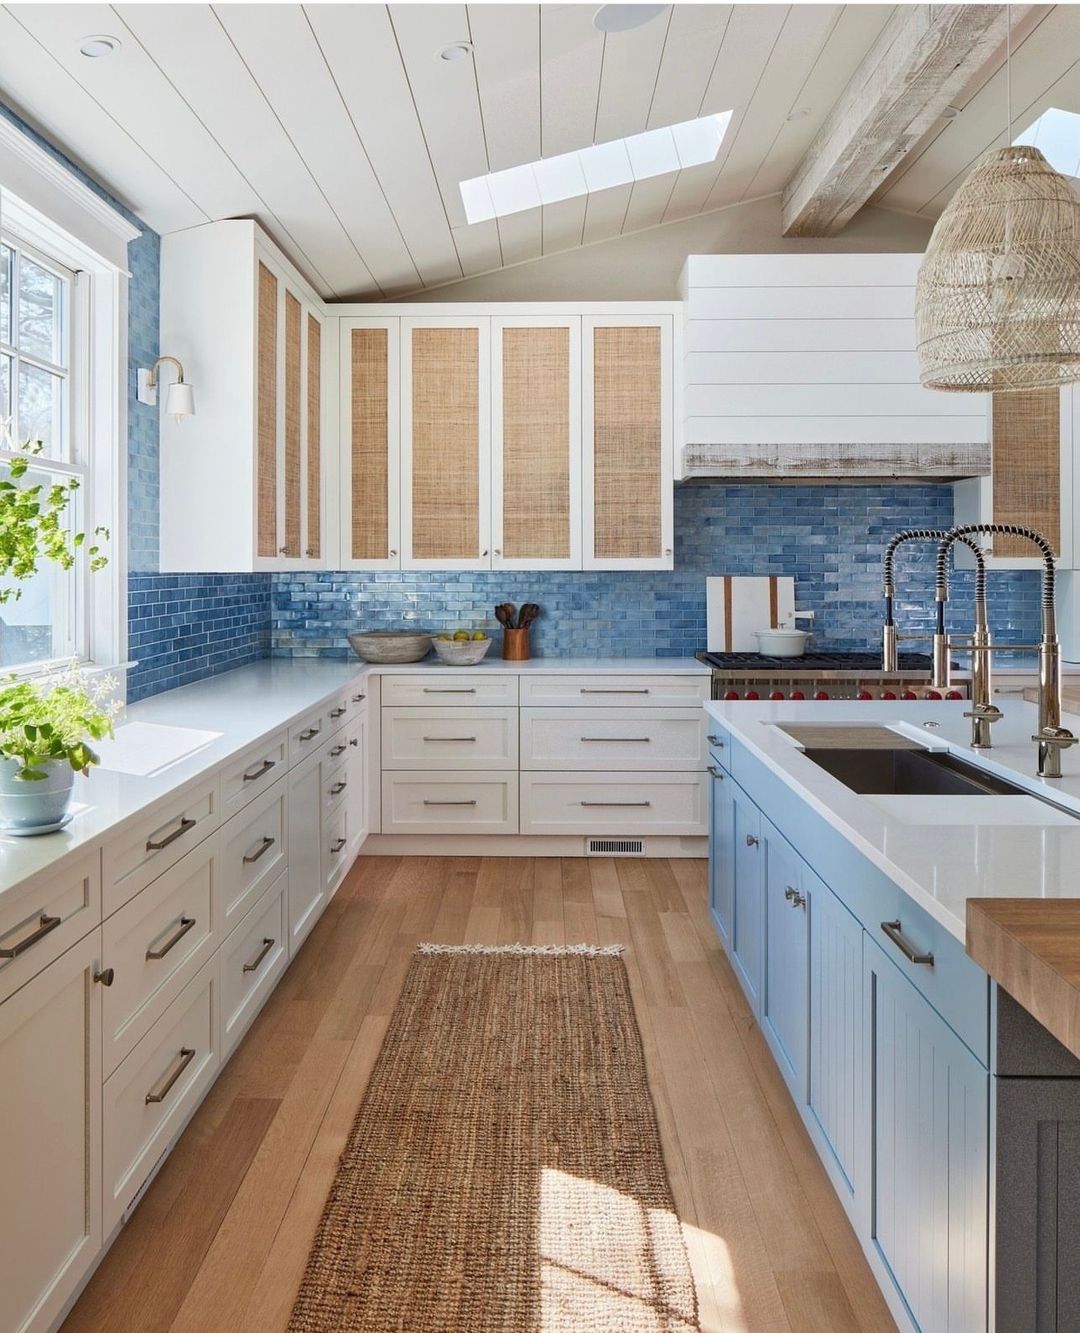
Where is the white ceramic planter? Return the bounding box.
[0,758,75,834]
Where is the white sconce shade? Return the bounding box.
[164,380,195,421]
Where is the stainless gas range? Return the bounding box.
[697,650,969,702]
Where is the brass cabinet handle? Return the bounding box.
[242,938,275,974]
[880,920,934,967]
[423,799,477,807]
[329,744,347,758]
[580,800,651,808]
[330,781,347,796]
[146,816,196,852]
[423,735,477,743]
[0,911,61,959]
[707,735,724,746]
[146,915,196,961]
[330,837,347,853]
[145,1047,196,1105]
[242,835,276,865]
[242,758,276,783]
[708,765,724,779]
[745,833,759,847]
[423,688,477,694]
[298,726,321,742]
[94,967,115,986]
[581,736,650,743]
[580,688,649,694]
[329,707,346,719]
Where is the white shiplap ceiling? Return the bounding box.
[0,4,1074,299]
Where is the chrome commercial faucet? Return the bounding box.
[936,523,1077,778]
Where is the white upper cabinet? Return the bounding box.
[159,220,325,573]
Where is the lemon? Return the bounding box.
[471,630,488,641]
[453,630,470,642]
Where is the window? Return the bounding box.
[0,230,84,671]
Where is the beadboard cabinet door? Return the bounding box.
[761,820,810,1103]
[401,318,491,570]
[338,317,401,569]
[708,764,734,947]
[583,315,674,571]
[491,317,582,570]
[730,784,764,1014]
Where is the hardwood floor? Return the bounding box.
[63,856,896,1333]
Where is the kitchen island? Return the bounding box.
[703,694,1080,1333]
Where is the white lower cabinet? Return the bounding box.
[518,771,706,835]
[287,745,327,949]
[217,777,288,938]
[0,929,102,1333]
[520,707,705,771]
[382,771,519,834]
[382,706,518,770]
[220,870,288,1057]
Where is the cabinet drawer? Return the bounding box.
[220,872,288,1058]
[519,674,709,707]
[324,718,360,775]
[322,763,352,818]
[325,806,351,892]
[520,772,708,835]
[324,693,353,734]
[220,730,287,816]
[217,778,288,939]
[381,772,519,834]
[0,851,100,1004]
[380,673,518,707]
[381,706,518,770]
[520,707,705,771]
[288,707,327,763]
[103,779,220,916]
[102,840,216,1077]
[103,955,219,1231]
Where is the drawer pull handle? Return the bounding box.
[0,911,61,959]
[784,886,806,909]
[146,915,196,961]
[298,727,321,742]
[423,688,477,694]
[146,817,196,852]
[329,707,346,719]
[329,744,347,757]
[708,765,724,779]
[423,735,477,743]
[330,781,347,796]
[580,800,652,808]
[349,738,359,748]
[242,759,276,783]
[352,693,366,703]
[243,938,275,974]
[145,1047,196,1105]
[423,799,478,807]
[580,688,649,695]
[94,967,115,986]
[243,835,276,865]
[330,837,347,853]
[880,920,934,966]
[745,833,759,847]
[707,735,724,746]
[581,736,650,743]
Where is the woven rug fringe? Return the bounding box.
[417,942,625,957]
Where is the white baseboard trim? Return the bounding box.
[359,833,708,858]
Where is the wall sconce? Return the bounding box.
[136,355,196,421]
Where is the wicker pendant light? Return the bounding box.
[916,143,1080,391]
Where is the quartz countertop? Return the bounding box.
[704,694,1080,944]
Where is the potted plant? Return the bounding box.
[0,662,120,833]
[0,433,113,833]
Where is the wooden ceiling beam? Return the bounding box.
[781,4,1034,238]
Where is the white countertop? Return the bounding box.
[704,694,1080,943]
[0,654,706,902]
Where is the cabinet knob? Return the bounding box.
[494,549,501,557]
[279,546,288,556]
[482,549,489,557]
[389,549,397,557]
[305,546,315,558]
[745,833,759,847]
[94,967,115,987]
[664,548,672,557]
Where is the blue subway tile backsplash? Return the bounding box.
[271,485,1044,662]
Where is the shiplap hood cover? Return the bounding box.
[678,253,991,481]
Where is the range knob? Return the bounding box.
[945,690,964,700]
[857,690,873,700]
[769,690,785,701]
[881,690,897,701]
[925,689,942,700]
[744,690,760,700]
[901,690,918,701]
[814,690,829,701]
[723,690,739,701]
[790,690,806,700]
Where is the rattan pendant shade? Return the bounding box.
[916,144,1080,392]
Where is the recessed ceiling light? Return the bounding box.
[436,42,473,63]
[786,108,811,122]
[593,5,668,34]
[79,34,120,58]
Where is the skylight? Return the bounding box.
[459,111,733,224]
[1014,107,1080,179]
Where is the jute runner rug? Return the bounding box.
[289,942,700,1332]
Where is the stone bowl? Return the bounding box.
[431,636,493,666]
[347,630,432,663]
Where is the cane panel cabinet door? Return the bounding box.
[401,317,491,570]
[491,316,582,570]
[583,315,674,570]
[339,317,401,569]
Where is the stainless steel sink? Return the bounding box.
[802,746,1033,798]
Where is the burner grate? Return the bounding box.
[698,650,934,672]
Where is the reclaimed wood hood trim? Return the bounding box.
[679,441,991,482]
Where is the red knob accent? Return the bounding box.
[723,690,739,701]
[790,690,806,701]
[881,690,897,701]
[946,690,964,700]
[744,690,760,700]
[814,690,829,701]
[857,690,873,700]
[769,690,785,701]
[925,689,942,700]
[901,690,918,701]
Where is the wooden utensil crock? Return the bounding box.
[502,627,530,661]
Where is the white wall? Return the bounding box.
[400,195,934,304]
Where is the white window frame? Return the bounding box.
[0,115,139,682]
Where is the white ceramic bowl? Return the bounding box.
[431,636,493,666]
[754,628,809,657]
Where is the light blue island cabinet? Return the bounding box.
[703,720,1054,1333]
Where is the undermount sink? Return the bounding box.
[802,746,1023,798]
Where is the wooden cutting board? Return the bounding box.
[1023,683,1080,712]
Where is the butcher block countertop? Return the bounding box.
[967,899,1080,1061]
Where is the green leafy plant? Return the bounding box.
[0,439,109,602]
[0,662,120,780]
